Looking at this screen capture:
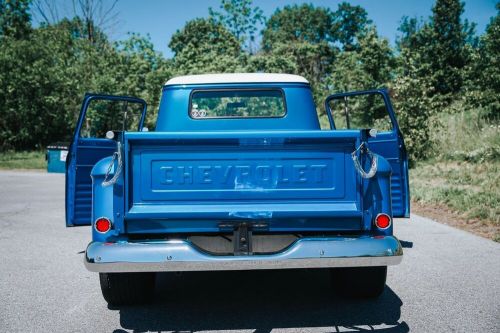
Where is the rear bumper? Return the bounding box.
[84,236,403,273]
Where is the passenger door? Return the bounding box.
[325,89,410,217]
[65,94,147,226]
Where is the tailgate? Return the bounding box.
[124,131,362,223]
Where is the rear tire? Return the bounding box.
[99,272,156,305]
[330,266,387,298]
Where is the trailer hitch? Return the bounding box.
[233,223,252,255]
[218,221,269,255]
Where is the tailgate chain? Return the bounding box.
[351,142,378,179]
[102,141,123,187]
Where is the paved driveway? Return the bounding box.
[0,171,498,332]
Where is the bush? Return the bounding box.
[391,73,433,163]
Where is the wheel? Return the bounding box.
[99,272,156,305]
[330,266,387,298]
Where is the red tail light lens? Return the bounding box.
[375,213,391,229]
[95,217,112,233]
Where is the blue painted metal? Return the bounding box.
[156,83,320,132]
[121,130,370,234]
[65,94,147,226]
[67,84,408,252]
[324,89,410,217]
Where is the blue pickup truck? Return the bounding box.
[66,73,409,305]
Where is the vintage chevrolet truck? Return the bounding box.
[66,73,409,305]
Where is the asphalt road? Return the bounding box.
[0,171,498,333]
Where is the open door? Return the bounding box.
[65,94,147,226]
[325,89,410,217]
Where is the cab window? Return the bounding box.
[190,89,286,119]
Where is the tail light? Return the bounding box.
[375,213,391,230]
[95,217,112,233]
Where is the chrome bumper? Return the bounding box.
[84,236,403,273]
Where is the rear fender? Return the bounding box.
[362,154,392,235]
[91,156,125,242]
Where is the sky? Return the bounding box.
[32,0,498,58]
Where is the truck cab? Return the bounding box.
[66,73,409,305]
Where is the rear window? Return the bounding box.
[190,89,286,119]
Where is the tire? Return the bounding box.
[99,272,156,305]
[330,266,387,298]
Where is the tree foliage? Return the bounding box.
[262,4,335,49]
[0,17,170,149]
[466,3,500,118]
[391,0,495,160]
[209,0,264,51]
[256,2,384,123]
[169,18,245,75]
[258,4,338,103]
[0,0,32,39]
[429,0,469,96]
[0,0,498,166]
[331,2,371,50]
[396,0,474,102]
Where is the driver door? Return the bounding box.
[325,89,410,217]
[65,94,147,226]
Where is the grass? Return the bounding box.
[0,151,46,170]
[410,161,499,234]
[429,109,500,163]
[410,108,500,242]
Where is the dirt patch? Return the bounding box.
[411,200,499,242]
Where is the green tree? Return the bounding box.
[329,27,394,91]
[327,28,395,126]
[0,22,85,149]
[262,4,334,49]
[429,0,469,96]
[391,65,434,163]
[331,2,371,50]
[116,33,172,127]
[258,4,338,109]
[258,3,389,124]
[466,3,500,118]
[246,48,298,74]
[396,0,474,104]
[396,16,424,51]
[262,3,370,51]
[169,18,244,75]
[0,0,31,39]
[356,28,395,87]
[393,18,436,161]
[0,16,171,150]
[209,0,264,51]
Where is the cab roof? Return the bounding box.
[164,73,309,86]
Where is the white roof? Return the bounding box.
[165,73,309,86]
